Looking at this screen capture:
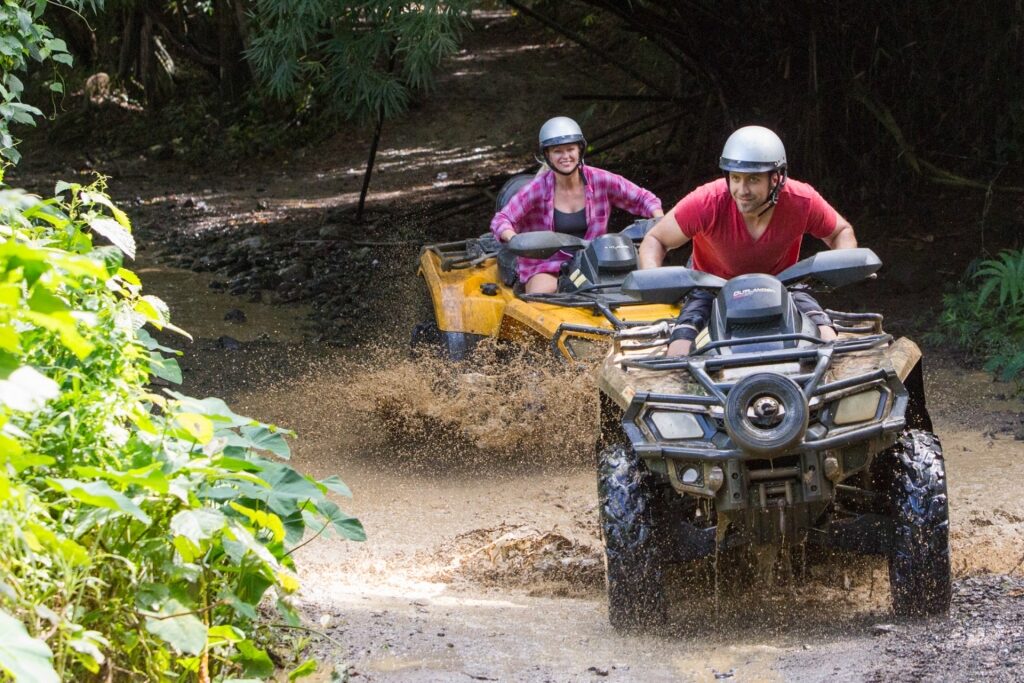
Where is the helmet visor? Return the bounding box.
[542,134,585,149]
[719,157,784,173]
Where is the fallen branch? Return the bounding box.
[563,94,672,102]
[589,113,684,157]
[854,86,1024,194]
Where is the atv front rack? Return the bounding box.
[619,332,908,459]
[421,237,499,271]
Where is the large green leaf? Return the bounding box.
[232,640,274,677]
[170,508,227,545]
[165,390,254,428]
[0,610,58,683]
[149,351,182,384]
[315,499,366,542]
[0,365,58,412]
[47,478,152,525]
[319,474,352,497]
[88,216,136,258]
[240,424,291,459]
[236,460,323,516]
[143,598,207,655]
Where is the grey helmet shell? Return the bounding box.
[538,116,587,152]
[719,126,787,174]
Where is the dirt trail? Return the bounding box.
[13,9,1024,681]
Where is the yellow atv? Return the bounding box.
[414,175,681,361]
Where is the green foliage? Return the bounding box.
[245,0,472,122]
[0,1,100,163]
[0,176,362,679]
[975,249,1024,308]
[930,249,1024,386]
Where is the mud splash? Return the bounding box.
[431,524,603,597]
[342,342,601,465]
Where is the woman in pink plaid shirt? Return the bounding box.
[491,117,663,294]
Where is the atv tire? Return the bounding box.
[885,429,951,618]
[410,321,481,361]
[598,444,667,632]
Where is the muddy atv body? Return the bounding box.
[595,248,950,630]
[415,174,680,361]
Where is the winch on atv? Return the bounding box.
[595,248,950,631]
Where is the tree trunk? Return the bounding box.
[215,0,249,104]
[356,108,385,223]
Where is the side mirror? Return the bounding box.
[507,232,587,259]
[777,248,882,289]
[622,267,726,304]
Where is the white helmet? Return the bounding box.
[719,125,787,174]
[538,116,586,153]
[719,126,788,210]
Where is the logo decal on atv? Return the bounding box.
[732,287,775,299]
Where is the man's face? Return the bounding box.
[728,171,776,215]
[545,143,581,174]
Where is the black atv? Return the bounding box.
[595,248,950,631]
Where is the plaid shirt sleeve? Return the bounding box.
[582,167,662,241]
[595,167,662,217]
[490,176,550,241]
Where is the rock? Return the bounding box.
[147,144,172,160]
[586,667,609,677]
[256,200,269,210]
[319,223,345,239]
[240,236,263,251]
[217,335,242,350]
[224,308,247,323]
[277,262,309,282]
[872,623,896,636]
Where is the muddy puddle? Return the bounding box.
[134,258,310,342]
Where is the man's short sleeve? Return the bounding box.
[671,183,716,238]
[804,186,840,240]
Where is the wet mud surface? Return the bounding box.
[13,9,1024,682]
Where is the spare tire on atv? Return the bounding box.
[598,444,667,632]
[884,429,951,617]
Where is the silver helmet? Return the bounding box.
[719,125,787,174]
[538,116,586,152]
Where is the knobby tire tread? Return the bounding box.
[598,444,667,632]
[886,429,952,617]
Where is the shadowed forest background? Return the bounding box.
[20,0,1022,363]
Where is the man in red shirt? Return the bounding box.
[638,125,858,355]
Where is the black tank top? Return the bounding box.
[554,208,587,238]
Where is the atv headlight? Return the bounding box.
[833,389,882,425]
[649,410,704,440]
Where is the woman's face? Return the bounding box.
[545,143,581,174]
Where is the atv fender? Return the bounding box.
[418,250,509,337]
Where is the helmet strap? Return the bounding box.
[756,170,787,216]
